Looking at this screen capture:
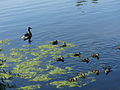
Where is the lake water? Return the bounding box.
[0,0,120,90]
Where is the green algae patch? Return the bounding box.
[30,74,53,81]
[50,81,79,88]
[0,63,9,68]
[49,67,69,75]
[0,39,11,45]
[22,45,30,47]
[0,72,12,79]
[65,67,73,71]
[18,85,41,90]
[38,44,58,49]
[46,64,55,70]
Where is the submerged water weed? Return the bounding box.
[18,85,41,90]
[30,74,53,81]
[49,67,69,75]
[65,67,73,71]
[0,72,12,79]
[0,39,11,45]
[0,63,9,68]
[22,45,30,47]
[50,81,79,88]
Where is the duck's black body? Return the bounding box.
[52,40,58,45]
[22,27,32,43]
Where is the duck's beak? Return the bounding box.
[28,27,32,29]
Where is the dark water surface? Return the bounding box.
[0,0,120,90]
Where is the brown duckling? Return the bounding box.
[74,52,81,57]
[77,72,86,78]
[117,46,120,49]
[60,42,67,47]
[91,53,99,60]
[104,67,111,75]
[82,58,89,63]
[56,57,64,62]
[52,40,58,45]
[92,70,100,75]
[69,77,77,82]
[21,27,32,43]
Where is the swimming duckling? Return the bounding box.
[82,58,89,63]
[21,27,32,43]
[77,72,86,78]
[117,46,120,49]
[74,52,81,57]
[104,67,111,75]
[52,40,58,45]
[91,53,99,60]
[56,57,64,62]
[60,42,67,47]
[69,77,77,82]
[92,70,100,75]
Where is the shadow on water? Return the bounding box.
[76,0,98,6]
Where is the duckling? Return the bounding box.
[77,72,86,78]
[52,40,58,45]
[74,52,81,57]
[117,46,120,49]
[104,67,111,75]
[69,77,77,82]
[21,27,32,43]
[60,42,67,47]
[92,70,100,75]
[82,58,89,63]
[91,53,99,60]
[56,57,64,62]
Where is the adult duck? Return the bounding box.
[21,27,32,43]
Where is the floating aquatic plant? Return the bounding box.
[49,67,69,75]
[65,67,73,71]
[30,74,53,82]
[50,81,79,88]
[0,39,11,45]
[18,85,41,90]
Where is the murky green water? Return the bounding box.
[0,0,120,90]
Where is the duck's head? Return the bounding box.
[28,27,32,31]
